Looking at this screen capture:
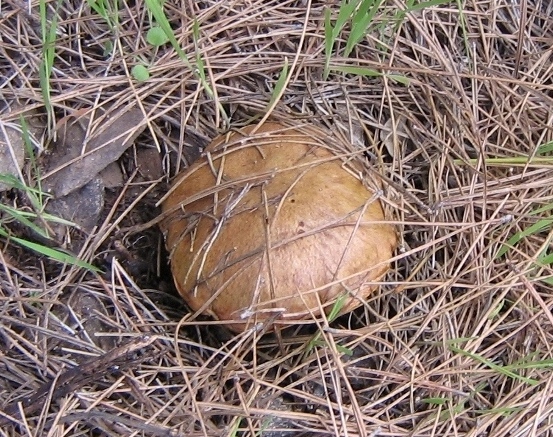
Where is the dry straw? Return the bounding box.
[1,0,553,436]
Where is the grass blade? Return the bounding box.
[449,345,539,386]
[345,0,383,56]
[327,65,410,84]
[0,228,100,272]
[39,0,62,132]
[405,0,452,12]
[267,59,289,109]
[496,218,553,258]
[143,0,214,97]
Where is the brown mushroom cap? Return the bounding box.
[161,122,397,332]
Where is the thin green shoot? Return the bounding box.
[324,0,360,79]
[420,397,448,405]
[0,174,43,197]
[267,58,289,110]
[192,19,209,93]
[472,406,522,416]
[454,141,553,167]
[449,345,539,386]
[7,119,48,215]
[0,121,99,273]
[86,0,120,56]
[405,0,453,12]
[143,0,214,97]
[496,211,553,286]
[143,0,188,60]
[455,0,472,66]
[228,419,240,437]
[496,217,553,258]
[305,294,353,354]
[536,249,553,285]
[416,336,477,347]
[327,65,409,84]
[455,156,553,166]
[491,144,553,270]
[19,116,47,210]
[437,399,467,421]
[0,203,75,240]
[307,339,353,355]
[39,0,62,133]
[488,299,504,320]
[531,203,553,216]
[391,0,451,34]
[324,0,451,80]
[0,228,100,272]
[535,140,553,155]
[504,357,553,371]
[327,293,348,323]
[344,0,384,57]
[87,0,119,30]
[335,343,354,355]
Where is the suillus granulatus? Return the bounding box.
[160,121,397,332]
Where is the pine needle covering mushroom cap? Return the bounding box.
[161,121,397,332]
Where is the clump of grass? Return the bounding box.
[0,119,99,273]
[39,0,62,134]
[324,0,383,79]
[143,0,212,94]
[458,141,553,286]
[0,174,100,272]
[86,0,120,30]
[323,0,450,80]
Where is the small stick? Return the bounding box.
[0,335,158,427]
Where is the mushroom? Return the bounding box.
[160,121,397,332]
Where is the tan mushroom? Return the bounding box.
[160,121,397,332]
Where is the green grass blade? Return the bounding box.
[472,406,522,416]
[449,346,539,386]
[327,65,410,84]
[537,250,553,266]
[0,204,50,239]
[324,8,333,79]
[192,19,211,97]
[345,0,383,56]
[327,293,348,323]
[39,0,61,132]
[335,0,359,38]
[405,0,452,12]
[20,115,46,210]
[496,218,553,258]
[0,228,100,272]
[0,172,47,214]
[0,174,32,191]
[530,203,553,216]
[421,397,448,405]
[267,59,289,109]
[144,0,215,98]
[536,140,553,155]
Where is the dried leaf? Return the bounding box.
[136,147,163,181]
[42,105,146,197]
[380,116,408,157]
